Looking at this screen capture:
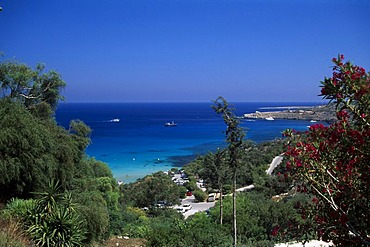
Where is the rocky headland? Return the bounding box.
[243,104,336,123]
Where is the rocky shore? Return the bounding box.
[243,104,336,123]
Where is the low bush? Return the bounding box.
[193,189,207,202]
[2,181,86,247]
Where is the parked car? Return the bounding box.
[186,191,192,196]
[156,200,168,208]
[175,206,186,213]
[207,193,215,202]
[182,204,192,211]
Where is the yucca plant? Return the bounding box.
[27,207,85,247]
[32,180,64,214]
[3,180,87,247]
[26,180,86,246]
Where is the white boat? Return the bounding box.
[164,121,177,127]
[310,120,317,123]
[110,118,120,122]
[265,117,274,121]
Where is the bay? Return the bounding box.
[55,102,322,183]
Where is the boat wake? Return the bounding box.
[108,118,120,123]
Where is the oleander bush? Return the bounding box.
[283,55,370,245]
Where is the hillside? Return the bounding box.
[243,104,336,122]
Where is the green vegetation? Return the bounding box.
[193,189,207,202]
[0,59,120,246]
[0,63,294,246]
[2,55,367,246]
[208,191,308,246]
[5,181,86,246]
[112,137,303,246]
[145,213,232,247]
[121,171,185,208]
[213,96,246,246]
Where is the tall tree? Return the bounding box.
[203,149,228,224]
[0,59,66,117]
[213,96,245,246]
[0,59,89,199]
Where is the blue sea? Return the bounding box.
[55,102,322,183]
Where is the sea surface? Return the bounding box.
[55,102,323,183]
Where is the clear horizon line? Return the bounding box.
[58,100,328,104]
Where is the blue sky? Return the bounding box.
[1,0,369,102]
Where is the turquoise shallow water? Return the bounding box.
[55,102,322,183]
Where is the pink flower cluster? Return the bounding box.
[283,55,370,245]
[321,54,369,105]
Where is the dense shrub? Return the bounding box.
[193,189,207,202]
[209,191,309,245]
[146,213,232,247]
[122,172,184,208]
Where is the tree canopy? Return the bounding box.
[122,172,184,208]
[0,60,65,113]
[0,58,120,245]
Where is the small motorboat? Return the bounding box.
[164,121,178,127]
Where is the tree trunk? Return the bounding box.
[220,185,223,225]
[233,168,237,247]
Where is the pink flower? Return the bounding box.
[285,161,291,170]
[296,160,303,167]
[271,225,280,236]
[312,197,319,204]
[337,110,349,119]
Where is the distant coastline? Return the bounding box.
[243,104,336,123]
[56,102,327,183]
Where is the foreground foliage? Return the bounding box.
[0,99,89,200]
[3,181,85,247]
[0,58,120,245]
[284,55,370,246]
[3,55,367,246]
